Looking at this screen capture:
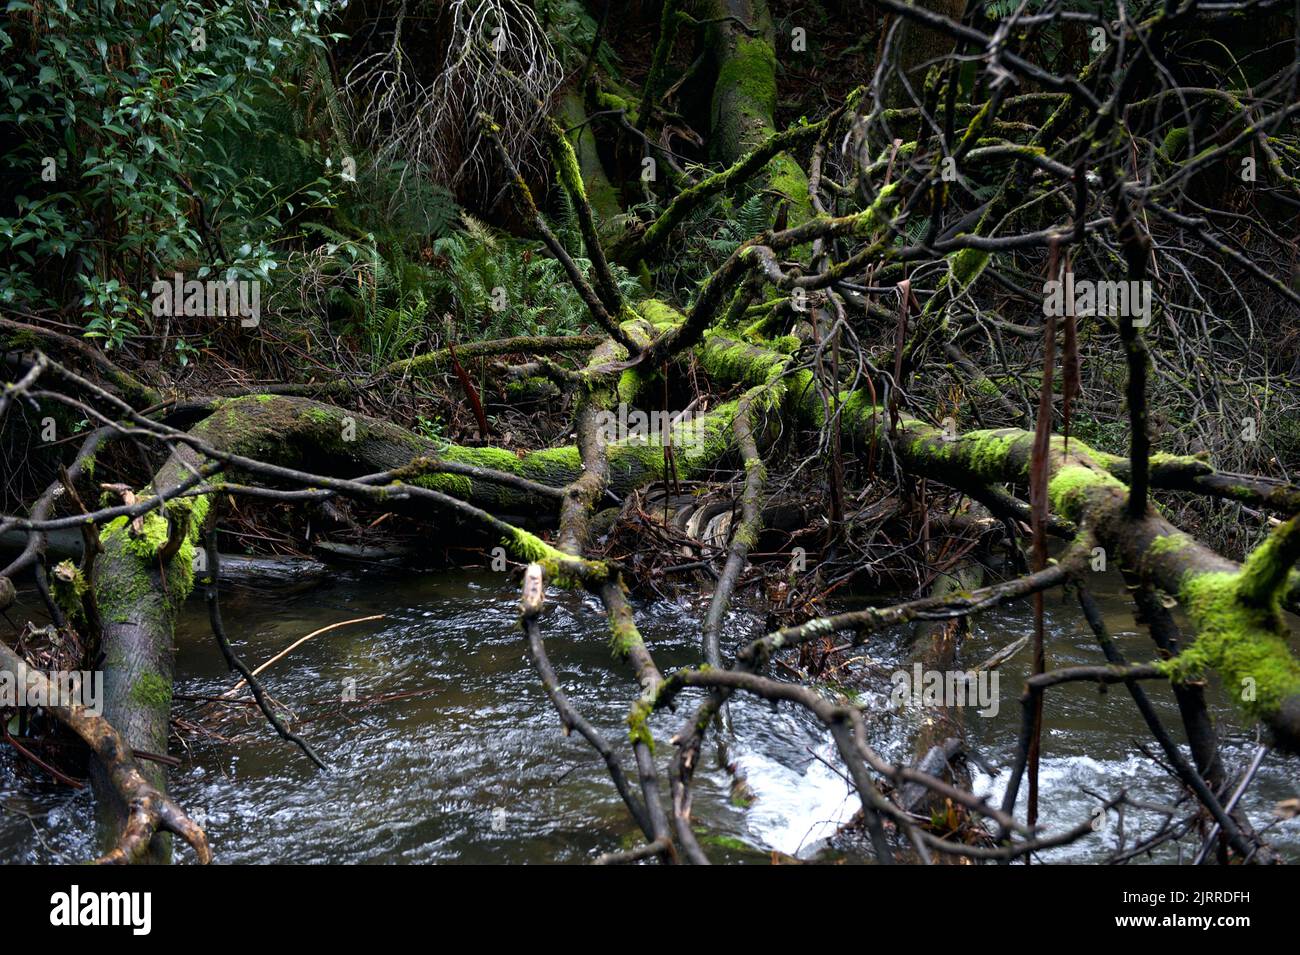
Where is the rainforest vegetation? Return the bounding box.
[2,0,1300,865]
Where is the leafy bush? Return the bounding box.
[0,0,343,350]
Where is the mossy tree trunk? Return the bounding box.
[702,0,812,224]
[557,90,625,244]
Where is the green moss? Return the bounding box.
[171,490,211,534]
[873,140,917,167]
[615,370,642,405]
[729,787,756,809]
[766,152,813,225]
[606,441,666,481]
[506,528,605,588]
[504,377,557,400]
[302,406,338,425]
[174,537,197,595]
[587,179,622,223]
[825,384,874,427]
[507,528,566,565]
[1146,450,1199,468]
[413,472,474,499]
[950,247,990,288]
[700,331,794,387]
[638,299,685,332]
[626,696,655,751]
[103,512,170,560]
[1161,126,1189,159]
[1238,514,1300,604]
[699,833,753,853]
[1146,531,1196,559]
[431,443,586,496]
[4,327,38,349]
[550,121,589,206]
[1046,434,1100,459]
[1047,464,1123,520]
[609,609,644,660]
[852,181,902,237]
[524,445,582,472]
[130,671,173,709]
[94,560,155,622]
[948,429,1020,481]
[51,560,89,624]
[716,36,777,123]
[733,521,760,549]
[593,88,638,125]
[441,444,525,472]
[98,493,207,609]
[1162,570,1300,718]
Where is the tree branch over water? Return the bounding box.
[2,0,1299,865]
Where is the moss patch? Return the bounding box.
[626,696,655,750]
[1163,570,1300,718]
[130,671,174,709]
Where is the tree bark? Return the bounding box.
[702,0,812,223]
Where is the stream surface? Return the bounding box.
[3,568,1299,863]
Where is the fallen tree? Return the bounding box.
[2,0,1300,865]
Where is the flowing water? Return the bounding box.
[2,567,1299,863]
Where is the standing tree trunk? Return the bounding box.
[883,0,968,109]
[703,0,812,224]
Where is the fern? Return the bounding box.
[367,293,430,365]
[733,194,769,240]
[537,0,621,74]
[426,213,639,340]
[553,187,585,258]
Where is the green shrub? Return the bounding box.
[0,0,343,351]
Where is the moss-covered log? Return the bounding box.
[1,317,161,408]
[93,503,204,861]
[692,326,1300,751]
[136,317,1299,766]
[89,369,766,854]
